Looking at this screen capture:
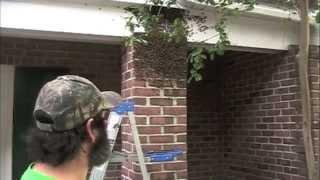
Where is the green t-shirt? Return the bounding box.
[20,164,54,180]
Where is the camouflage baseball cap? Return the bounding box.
[33,75,122,132]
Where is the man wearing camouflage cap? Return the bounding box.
[21,75,122,180]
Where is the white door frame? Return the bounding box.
[0,65,15,180]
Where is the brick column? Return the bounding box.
[121,46,187,180]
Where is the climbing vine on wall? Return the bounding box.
[125,3,189,80]
[125,0,256,82]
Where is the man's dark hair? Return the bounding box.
[25,111,108,166]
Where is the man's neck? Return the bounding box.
[34,155,88,180]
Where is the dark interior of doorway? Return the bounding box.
[13,67,69,180]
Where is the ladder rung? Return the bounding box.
[109,151,150,163]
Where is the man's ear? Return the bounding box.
[85,118,96,143]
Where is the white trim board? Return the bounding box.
[0,65,15,180]
[1,0,319,50]
[0,28,124,44]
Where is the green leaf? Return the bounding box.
[316,11,320,23]
[200,54,207,60]
[195,73,202,81]
[216,49,224,56]
[191,47,203,57]
[215,43,225,56]
[188,55,194,63]
[209,53,215,60]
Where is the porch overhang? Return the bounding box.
[1,0,319,50]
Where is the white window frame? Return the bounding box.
[0,65,15,180]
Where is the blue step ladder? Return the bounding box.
[89,101,182,180]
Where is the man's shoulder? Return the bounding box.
[21,164,54,180]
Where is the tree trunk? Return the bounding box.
[297,0,318,179]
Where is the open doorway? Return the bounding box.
[12,67,68,180]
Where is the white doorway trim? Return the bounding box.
[0,65,15,180]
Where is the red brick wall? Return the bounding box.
[4,36,318,180]
[221,50,307,180]
[310,46,320,174]
[0,37,122,180]
[188,47,319,180]
[121,47,188,180]
[187,59,224,180]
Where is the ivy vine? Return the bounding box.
[124,0,257,82]
[315,9,320,23]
